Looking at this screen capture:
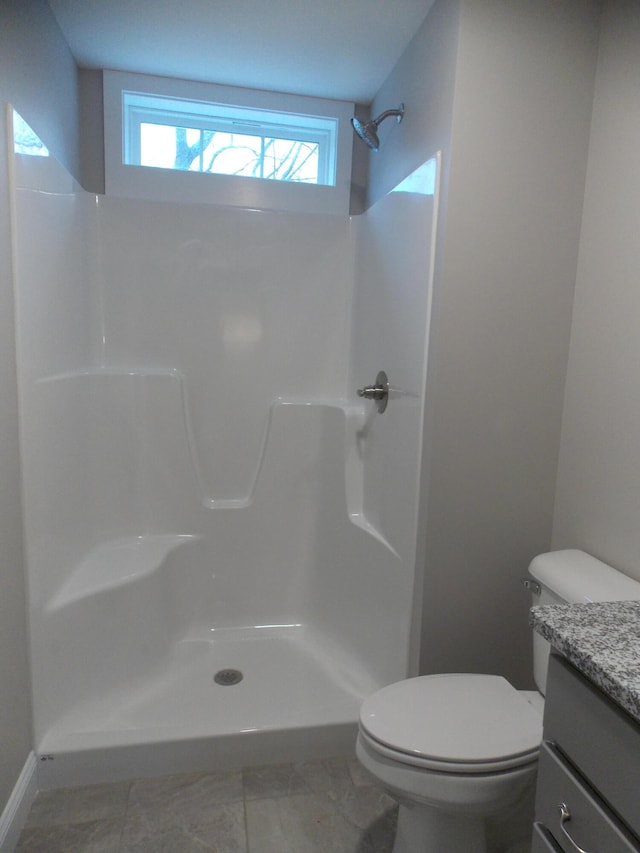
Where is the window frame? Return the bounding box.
[104,70,354,215]
[123,92,336,186]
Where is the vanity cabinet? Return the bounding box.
[533,653,640,852]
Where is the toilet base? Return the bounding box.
[394,802,486,853]
[356,730,537,853]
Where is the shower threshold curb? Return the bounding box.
[36,721,358,790]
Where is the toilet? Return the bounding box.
[356,549,640,853]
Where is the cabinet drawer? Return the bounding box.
[544,653,640,839]
[535,742,640,853]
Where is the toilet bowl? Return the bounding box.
[357,673,541,853]
[356,550,640,853]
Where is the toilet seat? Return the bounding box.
[359,673,542,774]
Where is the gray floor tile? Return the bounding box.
[127,769,244,825]
[17,816,123,852]
[242,762,310,800]
[327,784,396,832]
[26,782,131,828]
[67,782,131,824]
[19,756,395,853]
[120,800,246,852]
[245,792,365,853]
[24,787,69,829]
[359,804,398,852]
[347,756,376,788]
[293,757,355,798]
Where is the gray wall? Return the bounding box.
[368,0,601,686]
[0,0,79,813]
[423,0,600,687]
[552,0,640,580]
[78,68,105,194]
[366,0,461,208]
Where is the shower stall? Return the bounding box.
[10,120,440,787]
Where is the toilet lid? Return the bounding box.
[360,674,542,770]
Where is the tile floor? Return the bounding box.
[16,756,398,852]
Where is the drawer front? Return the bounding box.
[532,822,563,852]
[544,653,640,839]
[535,742,640,853]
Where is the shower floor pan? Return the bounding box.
[37,626,376,789]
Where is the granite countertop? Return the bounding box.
[530,600,640,724]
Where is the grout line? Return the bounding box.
[243,793,251,853]
[117,779,134,853]
[240,765,251,853]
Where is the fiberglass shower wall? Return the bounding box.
[13,133,438,768]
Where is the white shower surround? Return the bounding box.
[12,146,439,788]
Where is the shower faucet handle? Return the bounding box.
[357,371,389,413]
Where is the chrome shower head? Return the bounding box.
[350,104,404,151]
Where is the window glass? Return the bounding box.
[137,122,321,184]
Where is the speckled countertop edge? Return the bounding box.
[530,600,640,724]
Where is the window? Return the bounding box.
[124,92,337,187]
[104,71,354,215]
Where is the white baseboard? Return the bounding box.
[0,752,38,852]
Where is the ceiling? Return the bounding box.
[47,0,435,105]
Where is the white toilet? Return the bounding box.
[356,549,640,853]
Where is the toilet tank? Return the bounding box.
[527,549,640,695]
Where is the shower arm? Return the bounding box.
[371,108,404,128]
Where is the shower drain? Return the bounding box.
[214,668,244,686]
